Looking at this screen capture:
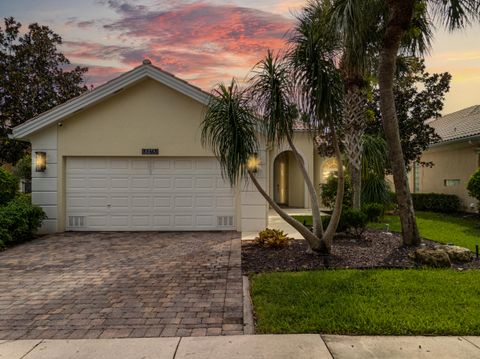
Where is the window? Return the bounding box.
[444,179,460,187]
[321,158,338,182]
[413,162,420,193]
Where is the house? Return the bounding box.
[12,61,332,233]
[410,105,480,211]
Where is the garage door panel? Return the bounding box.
[196,215,215,226]
[110,159,129,169]
[152,159,171,170]
[132,160,149,170]
[174,177,193,189]
[174,159,193,170]
[174,196,193,208]
[111,196,129,208]
[153,196,172,208]
[196,196,214,208]
[153,215,171,226]
[111,177,129,188]
[110,216,130,227]
[195,177,214,189]
[131,177,150,188]
[174,215,193,227]
[131,196,151,208]
[132,215,150,226]
[67,195,88,208]
[66,157,235,231]
[88,215,108,227]
[88,196,109,208]
[153,177,172,189]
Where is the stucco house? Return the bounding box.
[12,61,332,233]
[410,105,480,211]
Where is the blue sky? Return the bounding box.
[1,0,479,114]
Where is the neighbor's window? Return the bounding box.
[444,179,460,187]
[413,162,420,193]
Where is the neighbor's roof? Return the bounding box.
[12,60,211,139]
[429,105,480,143]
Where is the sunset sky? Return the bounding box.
[1,0,479,114]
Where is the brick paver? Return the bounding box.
[0,231,243,339]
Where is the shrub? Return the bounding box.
[0,197,46,245]
[321,214,348,233]
[255,228,292,248]
[362,203,384,222]
[12,154,32,180]
[411,193,460,213]
[467,168,480,208]
[321,174,352,209]
[341,209,368,238]
[362,176,391,206]
[0,168,18,205]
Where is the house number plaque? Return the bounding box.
[141,148,159,155]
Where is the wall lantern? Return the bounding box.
[35,152,47,172]
[246,153,261,173]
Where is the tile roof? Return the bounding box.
[429,105,480,143]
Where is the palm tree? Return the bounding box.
[378,0,480,245]
[201,49,344,254]
[295,0,382,210]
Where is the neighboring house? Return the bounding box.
[12,61,332,233]
[410,105,480,212]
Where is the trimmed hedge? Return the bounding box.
[411,193,460,213]
[320,208,368,237]
[0,195,46,249]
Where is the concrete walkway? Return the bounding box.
[2,335,480,359]
[242,208,313,240]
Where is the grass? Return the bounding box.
[292,211,480,251]
[251,269,480,335]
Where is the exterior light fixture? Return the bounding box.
[35,151,47,172]
[246,153,261,173]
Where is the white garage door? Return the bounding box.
[66,157,236,231]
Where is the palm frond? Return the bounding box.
[431,0,480,31]
[249,50,294,144]
[289,2,344,130]
[201,79,259,186]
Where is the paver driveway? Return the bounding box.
[0,231,243,340]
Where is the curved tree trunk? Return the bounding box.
[247,170,325,252]
[378,0,420,246]
[343,85,366,210]
[286,132,324,238]
[322,127,345,252]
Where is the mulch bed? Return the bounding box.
[242,229,480,274]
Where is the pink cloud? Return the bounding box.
[63,2,292,89]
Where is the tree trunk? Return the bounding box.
[349,163,361,209]
[378,0,420,246]
[286,132,324,238]
[343,85,366,210]
[322,127,345,253]
[247,170,326,253]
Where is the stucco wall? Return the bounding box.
[29,126,58,233]
[417,141,479,211]
[28,77,269,232]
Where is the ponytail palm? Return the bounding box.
[201,80,258,186]
[201,47,346,254]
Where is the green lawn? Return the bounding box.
[293,212,480,251]
[251,269,480,335]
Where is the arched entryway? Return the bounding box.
[273,151,305,207]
